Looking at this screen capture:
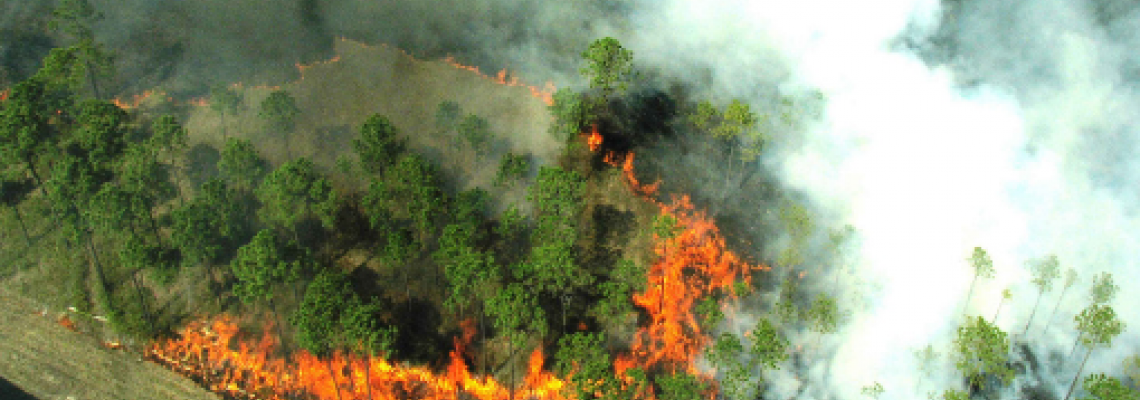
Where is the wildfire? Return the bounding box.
[0,88,8,102]
[110,89,213,110]
[148,315,568,400]
[442,55,555,106]
[586,124,603,152]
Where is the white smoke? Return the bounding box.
[624,0,1140,398]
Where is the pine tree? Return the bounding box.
[962,247,996,317]
[1063,304,1126,400]
[1044,268,1078,334]
[1024,254,1060,334]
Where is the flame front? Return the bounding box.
[148,315,568,400]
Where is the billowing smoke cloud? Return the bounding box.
[4,0,1137,398]
[623,0,1140,398]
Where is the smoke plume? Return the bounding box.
[622,0,1140,398]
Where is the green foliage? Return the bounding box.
[591,259,642,324]
[209,85,242,116]
[291,270,354,357]
[953,316,1013,390]
[581,37,634,96]
[73,99,129,168]
[171,179,247,266]
[749,317,790,371]
[774,274,800,324]
[777,201,813,268]
[654,370,708,400]
[33,40,114,98]
[494,152,530,187]
[451,188,489,229]
[353,114,406,174]
[341,297,398,359]
[117,143,175,208]
[653,214,681,241]
[386,154,446,242]
[436,222,498,311]
[434,100,462,132]
[380,228,416,265]
[861,382,884,399]
[1074,304,1125,349]
[457,114,492,160]
[706,333,749,400]
[49,0,101,40]
[1089,272,1119,305]
[1078,374,1139,400]
[806,293,841,337]
[149,115,188,158]
[555,332,615,400]
[968,247,995,279]
[0,78,58,185]
[84,184,145,237]
[914,344,941,381]
[695,297,724,328]
[1030,255,1061,293]
[230,229,310,305]
[218,138,268,191]
[258,90,300,132]
[529,166,585,231]
[939,389,970,400]
[257,157,339,232]
[549,88,592,140]
[485,282,547,347]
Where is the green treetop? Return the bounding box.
[962,247,995,316]
[952,316,1013,390]
[353,114,406,174]
[257,157,339,237]
[581,37,634,97]
[218,138,269,191]
[1024,254,1060,334]
[258,90,300,132]
[1089,272,1118,305]
[230,229,311,305]
[1065,304,1126,400]
[1077,374,1139,400]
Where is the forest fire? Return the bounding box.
[441,54,555,106]
[148,315,567,400]
[592,130,767,390]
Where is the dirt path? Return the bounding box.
[0,287,219,400]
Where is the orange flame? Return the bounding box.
[590,125,768,396]
[442,55,555,106]
[148,315,570,400]
[587,124,603,152]
[57,315,79,332]
[0,88,8,102]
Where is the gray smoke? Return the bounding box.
[619,0,1140,398]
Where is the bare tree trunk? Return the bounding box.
[962,272,980,317]
[993,301,1005,323]
[1043,286,1071,335]
[10,203,32,246]
[1063,347,1093,400]
[1069,332,1083,358]
[1024,289,1045,335]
